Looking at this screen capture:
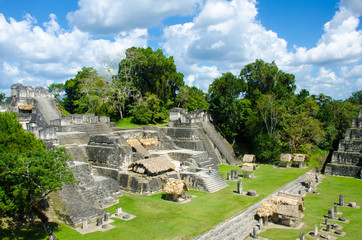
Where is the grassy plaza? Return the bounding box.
[2,165,361,240]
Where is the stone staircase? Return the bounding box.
[194,152,214,168]
[201,122,237,165]
[33,97,61,125]
[197,170,229,193]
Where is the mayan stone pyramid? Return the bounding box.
[325,107,362,178]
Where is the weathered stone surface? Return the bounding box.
[299,232,305,240]
[338,217,346,221]
[339,194,344,206]
[314,224,318,236]
[328,208,334,219]
[247,190,257,196]
[326,107,362,178]
[87,135,132,168]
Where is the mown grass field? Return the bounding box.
[1,165,310,240]
[115,117,168,129]
[259,174,362,240]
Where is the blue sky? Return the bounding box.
[0,0,361,99]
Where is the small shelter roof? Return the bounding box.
[275,204,300,218]
[272,196,301,206]
[278,191,303,202]
[129,157,176,175]
[280,153,293,162]
[163,178,189,195]
[305,172,317,183]
[243,154,256,163]
[18,105,34,110]
[140,138,158,147]
[126,139,141,147]
[242,164,254,172]
[272,196,302,218]
[243,163,257,170]
[293,154,307,162]
[257,201,277,217]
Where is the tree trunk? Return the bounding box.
[31,205,57,240]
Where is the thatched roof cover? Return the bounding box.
[133,144,151,158]
[280,153,293,162]
[293,154,307,162]
[243,154,256,163]
[305,172,317,183]
[275,204,300,218]
[18,105,34,110]
[242,164,254,172]
[140,138,158,147]
[272,196,302,206]
[243,163,257,170]
[126,139,141,147]
[257,201,277,217]
[278,191,303,202]
[163,178,189,195]
[129,157,176,175]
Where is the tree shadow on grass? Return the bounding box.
[0,221,59,240]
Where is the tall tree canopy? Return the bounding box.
[208,72,245,143]
[118,47,184,103]
[177,85,209,112]
[239,59,296,101]
[207,59,361,163]
[0,112,75,224]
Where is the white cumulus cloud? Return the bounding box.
[162,0,361,99]
[0,13,147,93]
[67,0,202,35]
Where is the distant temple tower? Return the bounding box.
[325,107,362,178]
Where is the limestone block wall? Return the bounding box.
[53,161,120,227]
[325,107,362,178]
[87,135,133,169]
[11,83,53,99]
[168,108,211,127]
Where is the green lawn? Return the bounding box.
[259,175,362,240]
[115,117,168,129]
[0,165,309,240]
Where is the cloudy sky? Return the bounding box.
[0,0,361,99]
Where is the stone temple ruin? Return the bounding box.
[325,107,362,178]
[4,84,238,227]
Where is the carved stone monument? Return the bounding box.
[339,194,344,206]
[300,232,305,240]
[314,224,318,236]
[116,207,123,216]
[237,180,243,194]
[252,226,258,239]
[328,208,334,219]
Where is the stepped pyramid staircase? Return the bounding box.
[325,107,362,178]
[196,169,229,193]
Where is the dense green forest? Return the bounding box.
[37,47,362,163]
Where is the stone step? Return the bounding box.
[331,151,362,165]
[199,171,229,193]
[337,139,362,152]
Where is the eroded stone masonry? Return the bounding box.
[325,107,362,178]
[3,84,238,227]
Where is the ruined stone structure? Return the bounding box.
[325,107,362,178]
[5,84,234,227]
